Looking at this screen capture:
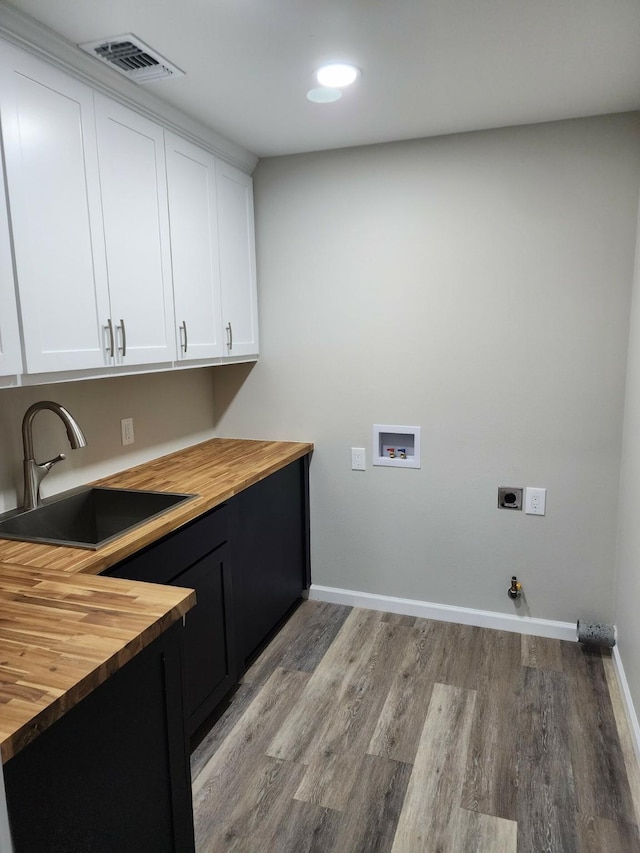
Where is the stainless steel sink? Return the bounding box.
[0,487,197,550]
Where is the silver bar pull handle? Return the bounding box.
[118,319,127,358]
[180,320,188,353]
[105,318,115,358]
[226,321,233,352]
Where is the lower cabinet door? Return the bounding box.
[173,542,236,733]
[106,506,236,736]
[232,457,309,670]
[4,622,194,853]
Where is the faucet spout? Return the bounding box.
[21,402,88,511]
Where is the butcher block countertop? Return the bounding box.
[0,438,313,575]
[0,564,195,762]
[0,437,313,762]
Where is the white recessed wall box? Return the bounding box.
[373,424,421,469]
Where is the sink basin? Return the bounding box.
[0,487,197,550]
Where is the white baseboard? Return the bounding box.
[308,584,577,641]
[612,645,640,766]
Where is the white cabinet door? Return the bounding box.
[0,43,111,373]
[165,133,223,361]
[216,160,259,359]
[94,95,176,366]
[0,153,22,377]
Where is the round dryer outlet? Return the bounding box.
[498,487,523,510]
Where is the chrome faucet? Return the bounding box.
[21,401,88,510]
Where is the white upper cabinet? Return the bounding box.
[0,39,258,382]
[94,95,176,366]
[216,161,259,359]
[0,43,111,373]
[165,132,224,361]
[0,153,22,377]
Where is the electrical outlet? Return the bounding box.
[525,487,546,515]
[121,417,135,446]
[351,447,366,471]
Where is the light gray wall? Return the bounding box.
[614,197,640,712]
[0,368,217,512]
[213,114,640,624]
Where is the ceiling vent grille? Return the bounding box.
[79,34,184,83]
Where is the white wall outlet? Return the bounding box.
[121,417,135,446]
[525,486,546,515]
[351,447,366,471]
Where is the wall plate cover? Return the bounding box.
[351,447,366,471]
[121,417,135,446]
[525,486,546,515]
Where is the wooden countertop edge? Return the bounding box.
[0,437,314,576]
[0,584,196,763]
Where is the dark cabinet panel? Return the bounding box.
[111,503,229,586]
[232,456,310,669]
[105,454,311,729]
[107,506,235,735]
[174,543,235,732]
[4,622,194,853]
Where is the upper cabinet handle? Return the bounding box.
[105,318,115,358]
[118,319,127,358]
[180,320,188,353]
[226,322,233,352]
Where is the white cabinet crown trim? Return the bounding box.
[0,2,257,174]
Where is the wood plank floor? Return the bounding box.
[191,601,640,852]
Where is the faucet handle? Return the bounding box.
[42,453,66,472]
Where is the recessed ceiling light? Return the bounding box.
[306,87,342,104]
[316,63,360,88]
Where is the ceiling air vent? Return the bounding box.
[79,34,185,83]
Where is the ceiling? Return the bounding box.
[6,0,640,158]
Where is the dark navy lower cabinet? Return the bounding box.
[4,621,195,853]
[108,504,236,735]
[107,453,311,730]
[231,455,311,670]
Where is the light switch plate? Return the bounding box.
[121,417,135,446]
[525,487,546,515]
